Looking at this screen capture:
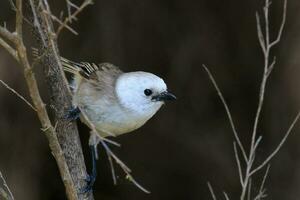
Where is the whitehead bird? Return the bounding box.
[61,57,176,192]
[62,58,176,138]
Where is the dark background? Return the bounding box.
[1,0,300,199]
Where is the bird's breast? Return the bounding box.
[84,103,154,137]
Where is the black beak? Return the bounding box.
[152,91,176,102]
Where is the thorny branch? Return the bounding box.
[205,0,300,199]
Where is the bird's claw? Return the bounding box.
[64,106,81,121]
[80,174,96,194]
[80,145,98,194]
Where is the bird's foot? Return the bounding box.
[80,145,98,194]
[64,106,81,121]
[81,173,96,194]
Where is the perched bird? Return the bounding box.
[61,57,176,192]
[62,58,176,137]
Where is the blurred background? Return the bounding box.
[1,0,300,199]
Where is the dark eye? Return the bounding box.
[144,89,152,96]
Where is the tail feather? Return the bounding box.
[32,47,95,79]
[61,57,82,75]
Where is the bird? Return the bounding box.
[62,58,176,137]
[61,57,176,192]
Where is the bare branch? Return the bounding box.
[264,0,270,48]
[56,0,93,36]
[207,182,217,200]
[28,0,47,46]
[250,111,300,176]
[80,107,151,193]
[233,142,244,186]
[247,178,252,200]
[0,171,14,200]
[0,26,17,44]
[202,64,248,162]
[0,79,36,111]
[0,37,19,61]
[256,13,266,54]
[266,56,276,77]
[259,165,270,194]
[15,0,23,39]
[223,192,230,200]
[269,0,287,48]
[43,10,78,35]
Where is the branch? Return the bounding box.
[250,111,300,176]
[0,0,93,199]
[56,0,93,36]
[207,182,217,200]
[0,37,19,61]
[0,79,36,111]
[80,108,151,193]
[0,171,14,200]
[202,64,248,162]
[269,0,287,48]
[29,0,94,199]
[233,142,244,187]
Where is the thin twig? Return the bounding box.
[29,0,47,46]
[223,192,230,200]
[207,182,217,200]
[0,26,17,44]
[269,0,287,48]
[250,111,300,176]
[0,171,14,200]
[256,13,266,55]
[233,142,244,186]
[80,107,151,193]
[0,79,37,111]
[43,10,78,35]
[0,37,19,61]
[56,0,93,36]
[247,178,252,200]
[203,64,247,162]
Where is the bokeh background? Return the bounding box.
[1,0,300,199]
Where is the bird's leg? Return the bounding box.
[81,132,100,193]
[64,106,81,121]
[82,145,98,193]
[89,132,101,160]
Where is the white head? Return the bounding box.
[115,71,176,117]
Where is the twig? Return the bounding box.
[79,107,151,193]
[269,0,287,48]
[247,178,252,200]
[233,142,244,186]
[202,64,247,162]
[0,37,19,61]
[56,0,93,36]
[205,0,291,199]
[0,79,37,111]
[223,192,230,200]
[207,182,217,200]
[29,0,47,46]
[0,171,14,200]
[43,10,78,35]
[250,111,300,176]
[253,166,270,200]
[0,1,82,199]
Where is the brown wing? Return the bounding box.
[87,62,123,94]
